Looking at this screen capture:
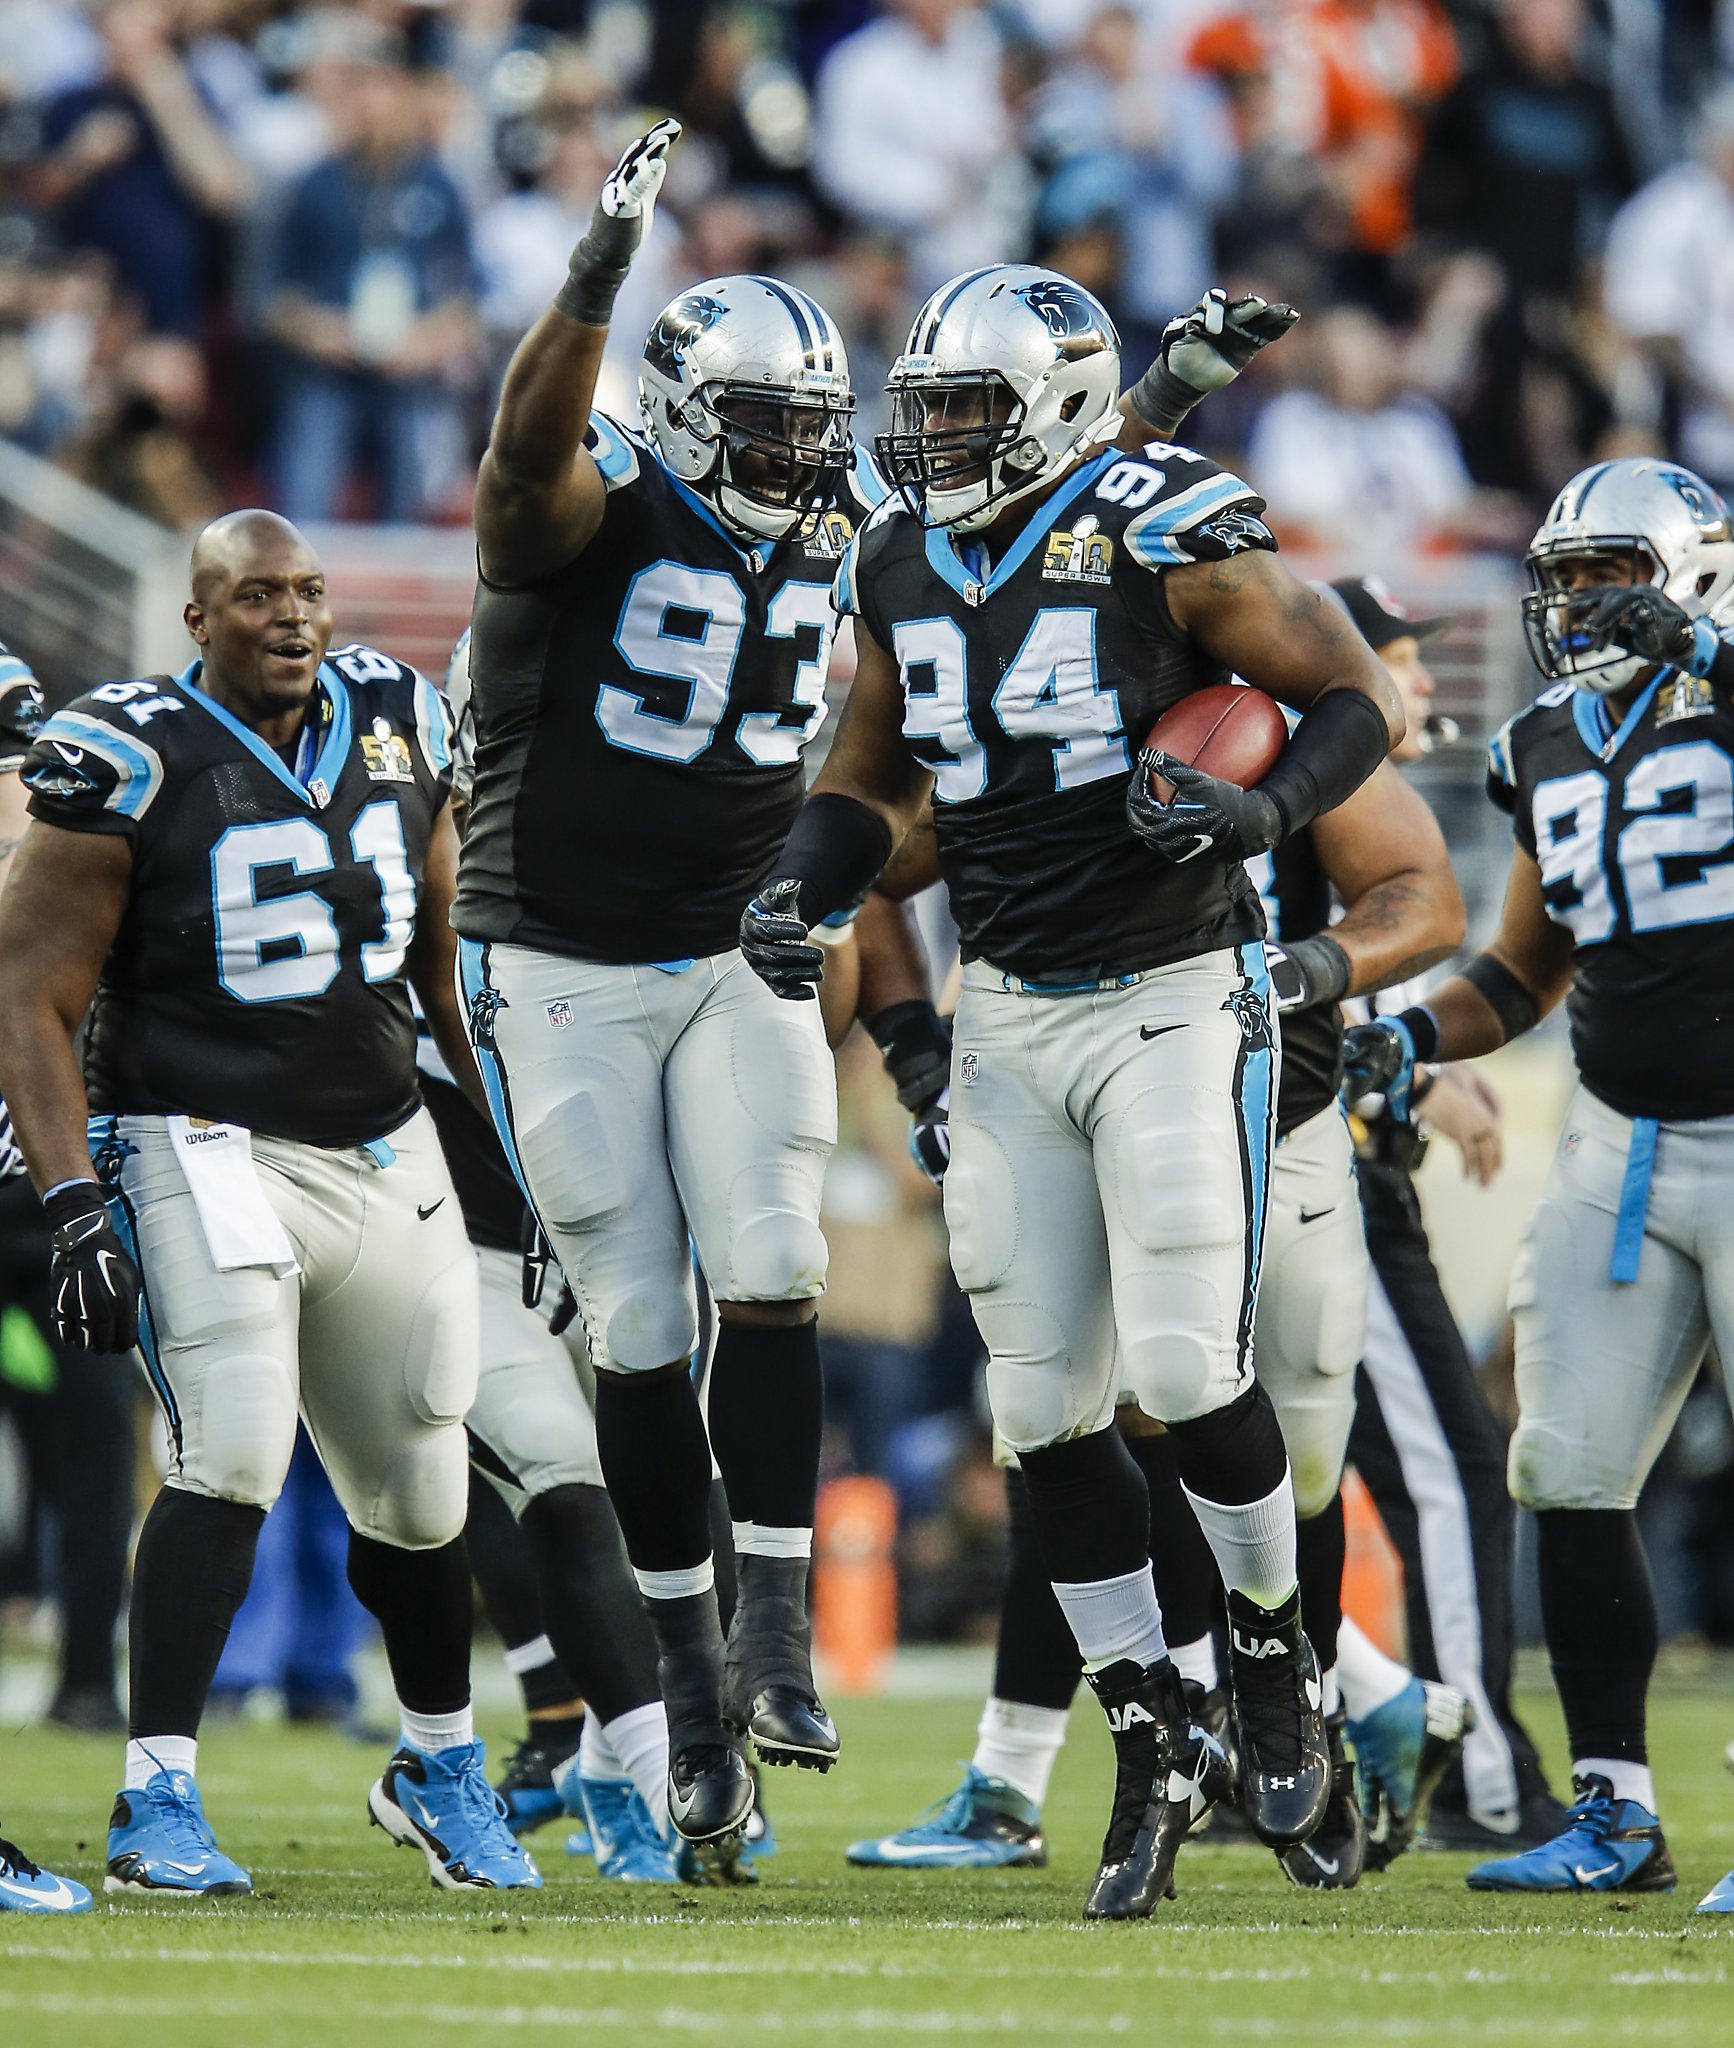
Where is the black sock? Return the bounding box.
[992,1469,1084,1710]
[1537,1507,1656,1766]
[1165,1382,1290,1504]
[129,1487,264,1738]
[709,1478,739,1635]
[1018,1427,1150,1586]
[347,1531,472,1717]
[1295,1490,1346,1679]
[707,1316,823,1531]
[522,1484,660,1725]
[1127,1429,1218,1652]
[523,1659,579,1719]
[593,1360,714,1574]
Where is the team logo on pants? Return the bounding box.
[1224,983,1275,1055]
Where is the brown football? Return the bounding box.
[1142,684,1288,802]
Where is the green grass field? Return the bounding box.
[4,1673,1733,2046]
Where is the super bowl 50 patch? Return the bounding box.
[1042,515,1113,585]
[361,717,415,782]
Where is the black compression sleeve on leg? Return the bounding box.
[1258,688,1392,840]
[1018,1427,1151,1585]
[769,794,894,928]
[1127,1429,1218,1649]
[1295,1489,1347,1676]
[347,1531,473,1717]
[128,1488,265,1738]
[1166,1383,1290,1505]
[464,1464,546,1655]
[522,1484,661,1724]
[593,1360,715,1575]
[709,1478,739,1635]
[991,1469,1085,1712]
[1537,1508,1656,1765]
[707,1318,824,1533]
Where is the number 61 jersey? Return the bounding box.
[22,646,453,1148]
[1488,666,1734,1120]
[842,439,1276,983]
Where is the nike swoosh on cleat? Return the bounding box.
[1574,1862,1621,1884]
[865,1839,972,1864]
[0,1873,76,1906]
[1302,1850,1340,1876]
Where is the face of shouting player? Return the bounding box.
[184,513,335,739]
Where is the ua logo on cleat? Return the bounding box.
[1105,1701,1157,1733]
[1232,1629,1286,1658]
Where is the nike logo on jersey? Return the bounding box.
[1298,1207,1335,1225]
[416,1200,445,1221]
[1139,1024,1183,1041]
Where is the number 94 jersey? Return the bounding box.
[842,440,1276,983]
[1488,665,1734,1120]
[21,645,453,1148]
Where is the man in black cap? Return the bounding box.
[1326,575,1567,1856]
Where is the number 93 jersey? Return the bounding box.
[842,440,1276,983]
[21,645,453,1148]
[1488,664,1734,1120]
[455,412,862,964]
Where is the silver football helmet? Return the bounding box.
[877,264,1122,533]
[637,275,855,544]
[1523,458,1734,696]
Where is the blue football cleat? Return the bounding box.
[368,1741,542,1889]
[0,1830,92,1914]
[1349,1677,1474,1872]
[845,1766,1047,1870]
[563,1826,594,1858]
[575,1779,679,1882]
[493,1730,580,1838]
[1697,1867,1734,1914]
[674,1828,758,1887]
[105,1772,252,1898]
[1467,1774,1675,1893]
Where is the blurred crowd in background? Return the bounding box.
[7,0,1734,1719]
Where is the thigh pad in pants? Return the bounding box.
[466,1244,603,1506]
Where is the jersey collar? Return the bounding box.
[921,451,1117,605]
[174,658,353,808]
[1572,668,1668,763]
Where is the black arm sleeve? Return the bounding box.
[771,793,894,928]
[1459,952,1541,1044]
[1257,688,1391,841]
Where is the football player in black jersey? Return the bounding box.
[0,512,536,1899]
[743,262,1404,1917]
[456,118,881,1854]
[1343,456,1734,1905]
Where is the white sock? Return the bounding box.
[1170,1635,1218,1693]
[1576,1756,1656,1811]
[732,1521,812,1561]
[971,1697,1069,1809]
[1336,1615,1413,1721]
[503,1633,558,1679]
[634,1558,714,1601]
[400,1703,474,1754]
[1183,1467,1298,1609]
[1051,1563,1167,1672]
[1322,1663,1341,1717]
[125,1736,196,1788]
[602,1701,671,1838]
[579,1710,625,1781]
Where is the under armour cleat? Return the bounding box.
[724,1554,839,1771]
[1,1831,91,1914]
[494,1726,581,1838]
[1082,1657,1225,1921]
[1466,1775,1675,1894]
[845,1765,1048,1870]
[1226,1588,1331,1848]
[1697,1867,1734,1914]
[1352,1677,1473,1872]
[368,1740,542,1889]
[1279,1709,1366,1889]
[574,1779,679,1882]
[105,1772,252,1898]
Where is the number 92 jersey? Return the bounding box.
[842,440,1277,983]
[455,412,860,964]
[1488,665,1734,1120]
[21,646,453,1148]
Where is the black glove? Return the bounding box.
[521,1210,552,1310]
[1127,752,1282,866]
[740,877,825,1000]
[1129,288,1300,437]
[45,1180,140,1353]
[549,1280,578,1338]
[1570,585,1701,671]
[909,1090,950,1184]
[553,117,681,326]
[0,1096,23,1180]
[1265,934,1351,1013]
[867,1000,952,1112]
[1339,1018,1420,1122]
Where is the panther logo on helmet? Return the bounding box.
[1658,465,1733,539]
[642,294,728,382]
[1013,280,1114,356]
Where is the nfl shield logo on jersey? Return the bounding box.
[546,999,573,1031]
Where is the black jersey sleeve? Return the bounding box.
[0,643,46,771]
[1115,444,1277,571]
[22,687,178,839]
[834,498,905,644]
